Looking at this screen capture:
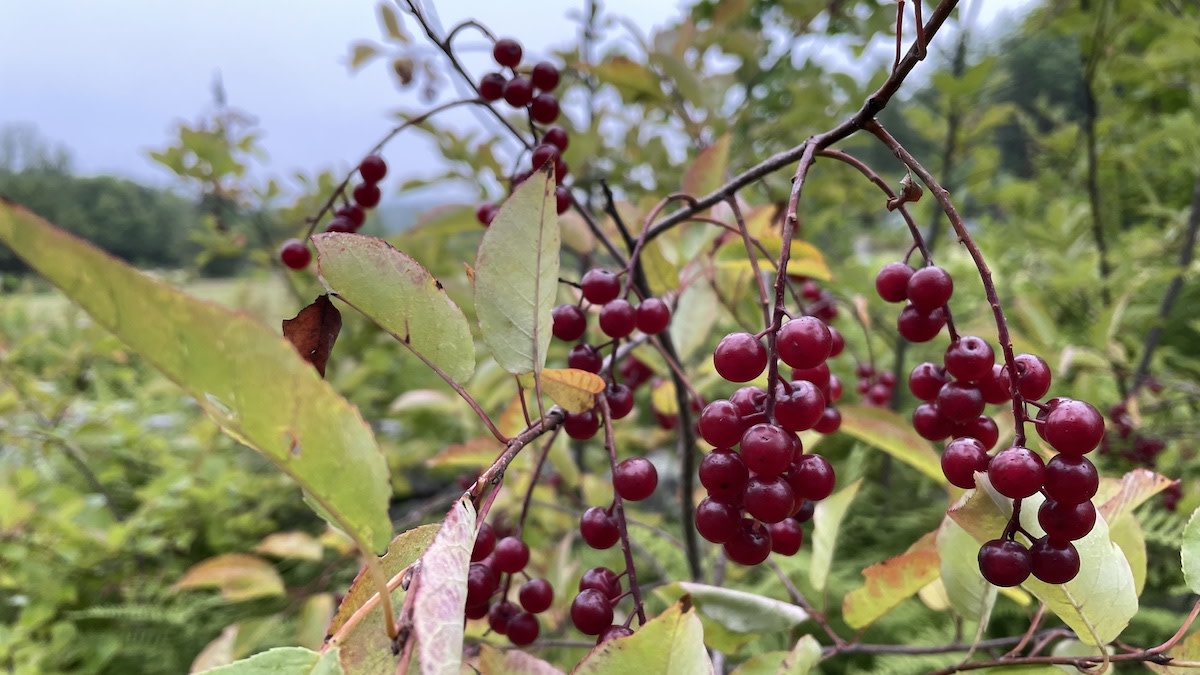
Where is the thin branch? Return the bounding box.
[598,396,648,624]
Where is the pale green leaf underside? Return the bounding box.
[810,479,863,592]
[670,582,809,634]
[573,599,713,674]
[474,168,560,376]
[937,516,997,622]
[414,498,476,675]
[0,201,393,554]
[1181,505,1200,594]
[314,233,475,384]
[199,646,342,674]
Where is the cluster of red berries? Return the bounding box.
[475,37,571,225]
[874,260,1103,587]
[692,315,842,566]
[854,363,896,407]
[279,155,389,270]
[466,523,555,646]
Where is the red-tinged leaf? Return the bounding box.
[842,532,940,628]
[283,295,342,378]
[1097,468,1175,523]
[838,405,946,484]
[682,134,731,198]
[327,525,439,638]
[412,497,476,674]
[476,644,565,675]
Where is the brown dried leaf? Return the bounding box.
[282,295,342,378]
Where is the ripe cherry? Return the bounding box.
[279,239,311,270]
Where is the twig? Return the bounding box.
[598,396,648,624]
[766,559,845,648]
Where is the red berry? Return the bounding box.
[635,298,671,334]
[791,363,831,391]
[613,457,658,501]
[578,567,621,600]
[564,410,600,440]
[793,499,815,522]
[740,423,796,477]
[324,218,354,234]
[909,362,950,401]
[279,239,311,270]
[1038,499,1097,541]
[768,519,804,556]
[744,476,796,523]
[492,38,523,67]
[979,364,1013,404]
[479,72,507,101]
[599,299,636,338]
[530,94,560,123]
[488,600,519,634]
[493,536,530,573]
[580,506,619,549]
[359,155,387,183]
[941,437,990,489]
[713,332,768,383]
[475,202,498,226]
[466,562,500,607]
[531,143,559,171]
[956,415,1000,451]
[875,262,914,303]
[1013,353,1052,400]
[978,539,1031,587]
[723,518,772,566]
[472,523,496,562]
[698,449,749,502]
[1044,399,1104,456]
[698,400,746,448]
[544,126,570,151]
[813,406,842,434]
[907,266,954,312]
[786,453,836,501]
[935,381,986,423]
[506,611,540,645]
[531,62,561,91]
[519,578,554,613]
[555,185,571,214]
[503,77,534,107]
[897,304,947,342]
[571,589,614,635]
[552,304,587,341]
[695,497,741,543]
[777,316,832,370]
[605,383,635,419]
[352,182,382,209]
[913,402,953,441]
[336,204,366,229]
[567,344,603,373]
[1029,537,1080,584]
[944,336,995,383]
[581,268,621,305]
[774,381,825,432]
[1043,455,1098,505]
[988,446,1045,499]
[828,326,845,357]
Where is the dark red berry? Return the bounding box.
[579,567,621,600]
[944,336,995,383]
[618,357,654,390]
[503,77,534,107]
[531,143,559,171]
[519,578,554,613]
[543,126,569,151]
[793,499,815,523]
[935,381,986,423]
[988,446,1045,499]
[777,316,833,370]
[875,262,914,303]
[774,381,825,432]
[791,363,831,391]
[531,62,561,91]
[359,155,387,183]
[466,562,500,607]
[465,602,489,620]
[325,216,354,233]
[1038,499,1096,541]
[768,518,804,555]
[713,332,768,383]
[554,155,569,184]
[352,182,382,209]
[723,519,772,566]
[744,476,796,524]
[1013,353,1052,400]
[552,304,587,341]
[978,539,1031,587]
[979,364,1013,404]
[567,344,603,373]
[564,410,599,440]
[1044,399,1104,456]
[492,38,523,67]
[828,326,845,357]
[279,239,311,270]
[493,537,531,574]
[786,453,836,501]
[472,523,496,562]
[909,362,950,401]
[599,299,636,338]
[580,506,619,549]
[695,497,741,543]
[913,402,954,441]
[907,266,954,312]
[1043,455,1098,505]
[530,94,560,123]
[605,384,635,419]
[813,406,842,434]
[555,185,571,214]
[506,611,540,645]
[336,205,366,229]
[571,589,614,635]
[897,304,947,342]
[740,423,796,477]
[613,457,658,501]
[479,72,507,101]
[698,449,749,502]
[635,298,671,334]
[488,600,519,634]
[1029,537,1080,584]
[956,415,1000,451]
[581,269,621,305]
[698,400,746,448]
[941,437,989,489]
[476,202,498,226]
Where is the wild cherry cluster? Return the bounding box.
[875,260,1105,587]
[279,155,388,270]
[474,37,571,225]
[466,523,556,646]
[854,363,897,408]
[693,314,842,566]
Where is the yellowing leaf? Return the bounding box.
[682,134,732,197]
[838,405,945,484]
[426,438,500,469]
[0,201,393,554]
[378,2,406,41]
[1109,514,1147,595]
[651,379,678,416]
[843,532,940,628]
[728,635,819,675]
[1098,468,1175,523]
[937,516,996,621]
[413,498,476,674]
[1146,630,1200,674]
[201,647,342,674]
[574,598,713,674]
[173,554,285,602]
[315,233,476,385]
[810,478,862,592]
[590,55,664,103]
[640,238,680,296]
[716,235,832,282]
[1181,505,1200,595]
[253,532,324,562]
[519,368,604,413]
[477,644,565,675]
[348,42,380,71]
[475,167,560,377]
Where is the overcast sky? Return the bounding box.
[0,0,1034,189]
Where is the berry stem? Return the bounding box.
[597,395,648,625]
[516,428,560,534]
[466,409,566,507]
[864,119,1027,444]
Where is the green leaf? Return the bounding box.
[810,478,862,592]
[327,525,439,639]
[682,134,732,197]
[660,582,809,635]
[936,516,997,622]
[1181,505,1200,594]
[378,2,406,41]
[348,42,381,71]
[253,532,325,562]
[1109,514,1148,596]
[0,200,394,553]
[779,635,822,675]
[838,405,946,485]
[414,497,476,675]
[476,645,565,674]
[590,55,665,104]
[474,166,560,377]
[948,477,1138,646]
[639,238,680,296]
[574,598,713,674]
[669,278,720,365]
[842,532,940,628]
[173,554,285,602]
[314,233,476,384]
[198,646,342,675]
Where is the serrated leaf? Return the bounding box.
[948,477,1138,646]
[173,555,285,602]
[254,532,325,562]
[477,644,565,674]
[810,478,862,592]
[937,516,996,621]
[315,233,476,385]
[348,42,381,71]
[842,532,940,628]
[199,647,342,675]
[657,582,809,635]
[682,134,731,197]
[414,497,476,675]
[573,598,713,674]
[475,167,560,377]
[0,201,394,554]
[1181,505,1200,594]
[518,368,604,413]
[589,55,665,104]
[838,405,945,484]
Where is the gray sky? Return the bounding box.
[0,0,1033,189]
